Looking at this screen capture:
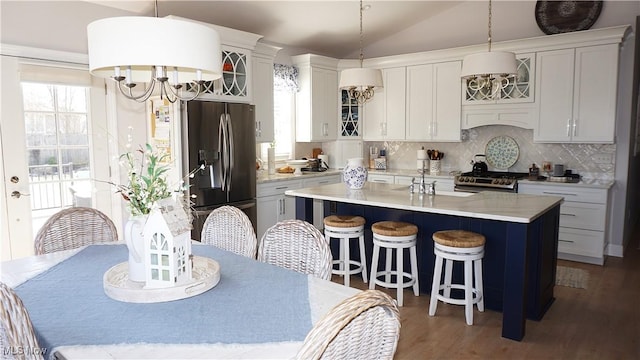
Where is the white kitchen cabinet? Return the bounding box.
[252,43,281,143]
[256,179,302,242]
[193,46,254,103]
[292,54,339,142]
[534,44,618,143]
[519,183,610,265]
[303,175,342,230]
[462,54,535,104]
[461,54,536,130]
[363,67,406,141]
[339,89,361,138]
[406,61,461,141]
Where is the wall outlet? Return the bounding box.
[592,153,613,164]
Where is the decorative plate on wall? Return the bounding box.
[485,136,520,170]
[535,1,603,35]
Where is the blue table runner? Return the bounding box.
[15,245,311,357]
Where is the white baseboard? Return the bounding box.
[606,244,624,257]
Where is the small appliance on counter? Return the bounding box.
[317,154,329,170]
[300,157,327,172]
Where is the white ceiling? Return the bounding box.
[86,1,466,58]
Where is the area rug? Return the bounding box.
[556,265,589,289]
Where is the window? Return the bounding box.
[21,82,92,210]
[261,64,299,162]
[271,88,294,159]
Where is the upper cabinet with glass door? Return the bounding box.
[188,46,253,103]
[339,90,360,138]
[462,53,535,104]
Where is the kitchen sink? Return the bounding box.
[435,190,474,197]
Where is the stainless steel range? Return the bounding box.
[454,171,529,193]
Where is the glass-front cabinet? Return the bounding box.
[462,53,535,104]
[340,90,360,138]
[220,50,248,97]
[188,47,252,103]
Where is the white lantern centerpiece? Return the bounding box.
[103,144,219,302]
[143,197,193,288]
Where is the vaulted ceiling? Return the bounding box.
[85,1,467,58]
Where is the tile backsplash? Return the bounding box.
[365,125,615,181]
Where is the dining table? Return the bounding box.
[0,243,360,360]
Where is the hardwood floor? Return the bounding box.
[331,230,640,359]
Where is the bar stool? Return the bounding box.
[323,215,367,287]
[429,230,485,325]
[369,221,419,306]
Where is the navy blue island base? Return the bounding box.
[294,192,560,341]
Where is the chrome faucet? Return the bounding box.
[427,181,436,195]
[409,176,436,195]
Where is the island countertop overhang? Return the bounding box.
[285,182,563,224]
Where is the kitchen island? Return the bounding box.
[286,182,563,341]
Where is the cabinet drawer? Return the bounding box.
[303,175,341,187]
[257,180,302,197]
[559,202,606,231]
[367,174,394,184]
[519,184,607,203]
[558,227,605,259]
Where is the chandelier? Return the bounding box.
[460,0,517,99]
[338,0,383,104]
[86,1,222,103]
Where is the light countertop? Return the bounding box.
[258,167,614,190]
[285,182,563,224]
[257,169,342,184]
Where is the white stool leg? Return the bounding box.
[339,237,345,275]
[475,258,485,312]
[396,246,404,307]
[443,259,453,298]
[385,248,393,284]
[359,233,368,283]
[429,254,443,316]
[369,242,380,290]
[343,235,351,287]
[464,259,473,325]
[410,244,419,296]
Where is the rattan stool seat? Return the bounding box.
[371,221,418,237]
[433,230,486,248]
[323,215,365,228]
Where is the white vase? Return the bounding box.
[124,215,148,282]
[343,158,368,190]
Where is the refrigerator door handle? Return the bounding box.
[219,113,228,191]
[226,113,234,192]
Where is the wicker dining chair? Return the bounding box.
[0,282,43,360]
[258,219,332,280]
[201,205,258,258]
[34,207,118,255]
[296,289,401,360]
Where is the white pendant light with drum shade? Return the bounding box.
[86,0,222,103]
[461,0,517,99]
[339,0,383,104]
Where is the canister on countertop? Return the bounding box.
[528,163,539,180]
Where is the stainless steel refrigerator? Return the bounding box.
[182,100,256,241]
